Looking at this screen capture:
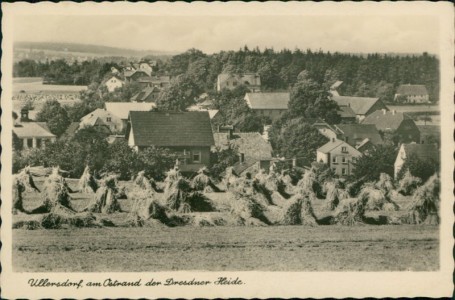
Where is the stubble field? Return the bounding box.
[12,179,439,272]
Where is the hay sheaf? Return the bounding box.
[84,175,122,214]
[129,189,168,223]
[134,171,158,191]
[281,193,318,226]
[403,174,440,225]
[333,197,367,226]
[37,167,75,213]
[192,167,221,192]
[375,173,395,195]
[40,212,100,229]
[358,185,399,211]
[16,166,41,193]
[78,166,98,193]
[397,170,422,196]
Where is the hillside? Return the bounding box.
[14,41,177,59]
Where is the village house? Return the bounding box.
[217,73,261,92]
[124,70,149,83]
[394,143,439,179]
[244,92,290,121]
[127,111,215,173]
[306,118,338,140]
[316,138,362,176]
[394,84,430,104]
[130,86,160,102]
[105,102,156,132]
[13,109,56,149]
[362,109,420,144]
[332,95,388,122]
[213,127,273,176]
[79,108,118,133]
[334,124,383,152]
[137,75,171,89]
[104,75,125,93]
[138,61,154,76]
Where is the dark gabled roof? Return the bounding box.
[362,110,414,131]
[129,111,214,147]
[245,92,290,110]
[402,143,439,162]
[397,84,428,96]
[131,87,159,102]
[332,96,382,115]
[335,124,383,146]
[338,105,356,119]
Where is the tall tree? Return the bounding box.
[36,100,71,136]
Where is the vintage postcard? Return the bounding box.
[1,2,453,298]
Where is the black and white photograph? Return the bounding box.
[1,2,453,299]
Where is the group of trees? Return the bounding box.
[13,127,176,180]
[161,48,439,103]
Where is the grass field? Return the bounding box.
[13,77,87,94]
[11,178,439,272]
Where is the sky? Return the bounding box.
[13,15,439,55]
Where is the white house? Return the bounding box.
[394,143,439,179]
[394,84,430,104]
[316,138,362,176]
[13,122,56,149]
[104,75,125,93]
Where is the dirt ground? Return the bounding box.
[13,225,438,272]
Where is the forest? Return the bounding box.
[13,47,439,103]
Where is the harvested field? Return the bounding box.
[12,177,439,272]
[13,226,438,272]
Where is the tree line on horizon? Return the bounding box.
[14,47,439,103]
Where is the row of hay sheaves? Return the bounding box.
[12,164,440,229]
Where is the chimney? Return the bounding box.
[20,108,30,122]
[239,153,245,164]
[292,157,297,168]
[382,109,387,115]
[332,137,336,142]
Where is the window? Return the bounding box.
[36,138,42,149]
[341,146,348,153]
[332,156,337,164]
[27,138,33,148]
[192,151,201,163]
[342,168,347,175]
[106,117,112,122]
[342,156,347,164]
[233,81,237,86]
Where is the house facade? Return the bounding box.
[127,111,215,173]
[394,84,430,104]
[362,109,420,144]
[217,73,261,92]
[394,143,439,179]
[244,92,290,121]
[80,108,122,133]
[316,139,362,176]
[105,75,124,93]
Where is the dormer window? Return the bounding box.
[107,117,112,122]
[341,146,348,153]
